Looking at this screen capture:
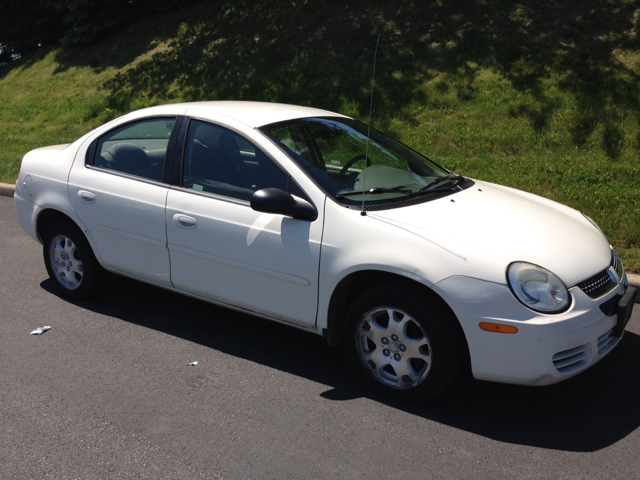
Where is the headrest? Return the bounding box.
[107,143,149,168]
[193,124,224,148]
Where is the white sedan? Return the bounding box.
[14,101,636,402]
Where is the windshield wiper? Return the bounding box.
[335,175,465,199]
[417,173,466,193]
[336,185,415,198]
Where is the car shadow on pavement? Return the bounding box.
[41,275,640,453]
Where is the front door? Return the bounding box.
[165,119,323,328]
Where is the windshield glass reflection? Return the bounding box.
[259,117,452,202]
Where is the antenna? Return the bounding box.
[361,34,380,216]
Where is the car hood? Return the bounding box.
[367,179,611,286]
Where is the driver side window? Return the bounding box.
[183,120,288,202]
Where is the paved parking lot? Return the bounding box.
[1,195,639,479]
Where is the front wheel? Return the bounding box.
[344,284,464,403]
[43,222,103,299]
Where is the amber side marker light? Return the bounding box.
[479,322,518,334]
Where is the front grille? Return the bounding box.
[577,269,616,299]
[552,344,590,373]
[599,294,621,316]
[576,248,627,299]
[597,328,618,356]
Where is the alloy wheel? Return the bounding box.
[355,306,432,389]
[49,234,84,290]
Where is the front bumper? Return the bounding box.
[433,276,633,386]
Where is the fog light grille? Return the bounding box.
[552,344,590,373]
[599,294,621,316]
[597,329,618,356]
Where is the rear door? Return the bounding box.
[68,117,177,286]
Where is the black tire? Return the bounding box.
[343,283,465,403]
[43,222,103,300]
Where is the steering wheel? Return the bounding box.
[339,154,371,176]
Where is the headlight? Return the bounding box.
[507,262,571,313]
[612,248,628,292]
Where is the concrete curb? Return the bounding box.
[1,179,639,302]
[0,182,15,198]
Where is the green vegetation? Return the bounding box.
[1,0,639,271]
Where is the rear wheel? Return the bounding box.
[43,222,103,299]
[344,283,464,403]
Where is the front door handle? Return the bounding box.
[78,190,96,203]
[173,213,197,229]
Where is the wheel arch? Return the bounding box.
[323,270,470,358]
[36,209,103,265]
[36,209,81,243]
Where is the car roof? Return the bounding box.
[130,101,350,128]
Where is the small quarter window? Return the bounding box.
[94,118,175,182]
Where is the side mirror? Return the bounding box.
[250,188,317,221]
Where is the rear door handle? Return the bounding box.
[78,190,96,203]
[173,213,197,229]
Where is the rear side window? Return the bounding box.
[93,118,175,182]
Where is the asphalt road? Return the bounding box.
[2,195,640,479]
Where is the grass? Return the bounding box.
[1,0,639,271]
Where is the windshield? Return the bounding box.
[259,117,454,203]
